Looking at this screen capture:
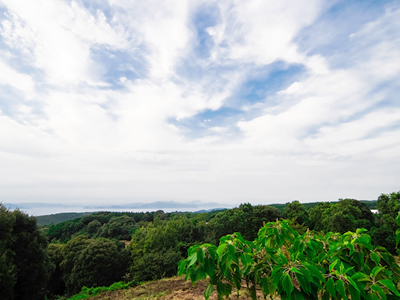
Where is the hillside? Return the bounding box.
[36,212,92,225]
[74,276,270,300]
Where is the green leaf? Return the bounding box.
[336,279,347,300]
[372,283,387,300]
[348,285,360,300]
[395,229,400,247]
[227,244,238,262]
[296,273,311,294]
[370,252,380,265]
[197,248,205,265]
[351,272,370,282]
[356,228,367,234]
[190,268,205,283]
[292,288,305,300]
[281,272,294,295]
[178,259,187,275]
[326,277,336,299]
[322,290,330,300]
[345,276,359,292]
[348,243,355,255]
[187,252,197,267]
[204,257,215,277]
[259,277,269,296]
[216,243,227,258]
[217,281,226,296]
[306,264,325,282]
[379,279,400,296]
[329,259,339,272]
[371,266,385,278]
[204,284,214,300]
[249,285,257,300]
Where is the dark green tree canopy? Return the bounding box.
[282,200,309,226]
[60,236,129,295]
[309,199,374,234]
[0,204,52,300]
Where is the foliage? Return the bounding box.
[371,191,400,254]
[47,243,67,296]
[129,221,183,281]
[309,202,332,232]
[45,210,223,243]
[309,199,374,234]
[179,219,400,300]
[66,280,138,300]
[0,204,17,300]
[396,211,400,255]
[206,204,281,243]
[283,201,309,227]
[60,236,129,295]
[0,204,53,300]
[269,201,377,213]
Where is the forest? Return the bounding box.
[0,191,399,300]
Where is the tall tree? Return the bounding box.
[0,204,52,300]
[282,201,309,226]
[309,202,332,231]
[371,191,400,253]
[60,236,129,295]
[129,222,182,281]
[0,205,17,300]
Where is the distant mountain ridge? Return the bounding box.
[1,200,230,217]
[4,199,377,225]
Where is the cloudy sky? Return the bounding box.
[1,0,400,208]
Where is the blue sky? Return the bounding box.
[0,0,400,208]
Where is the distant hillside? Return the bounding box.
[36,212,92,225]
[35,200,377,226]
[268,200,377,212]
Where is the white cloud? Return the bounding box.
[206,0,327,72]
[1,0,126,85]
[109,0,192,79]
[0,0,400,205]
[0,59,35,95]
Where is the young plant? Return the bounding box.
[178,219,400,300]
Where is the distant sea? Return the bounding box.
[2,202,230,216]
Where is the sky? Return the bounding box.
[1,0,400,209]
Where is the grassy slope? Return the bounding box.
[36,212,92,225]
[79,276,272,300]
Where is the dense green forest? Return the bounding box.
[0,192,398,300]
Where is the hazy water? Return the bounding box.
[7,205,225,216]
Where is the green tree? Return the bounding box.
[0,204,52,300]
[311,199,373,234]
[206,204,282,243]
[129,222,182,281]
[0,205,17,300]
[251,205,282,236]
[206,208,246,243]
[371,191,400,253]
[86,219,101,235]
[96,215,136,240]
[71,238,129,290]
[282,200,309,226]
[60,236,129,295]
[47,243,66,296]
[309,202,332,231]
